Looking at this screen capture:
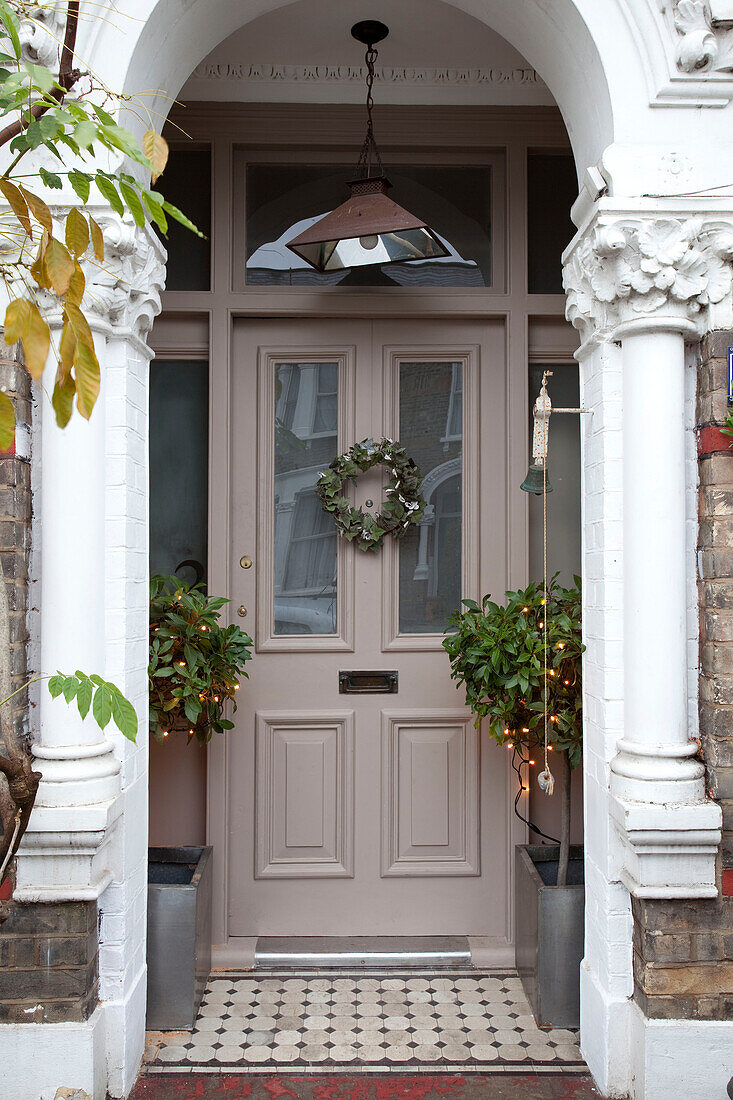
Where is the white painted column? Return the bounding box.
[14,322,123,902]
[33,339,120,803]
[611,321,705,805]
[607,317,721,898]
[14,216,165,913]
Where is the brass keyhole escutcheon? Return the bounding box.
[237,605,248,617]
[240,555,253,569]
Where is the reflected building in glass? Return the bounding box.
[273,362,339,635]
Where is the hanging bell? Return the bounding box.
[520,463,553,495]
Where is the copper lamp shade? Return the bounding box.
[285,22,446,274]
[287,176,449,273]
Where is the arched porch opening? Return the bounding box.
[20,3,733,1099]
[138,0,612,1083]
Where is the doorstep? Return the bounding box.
[143,970,587,1075]
[132,1072,600,1099]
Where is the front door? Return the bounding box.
[228,318,511,942]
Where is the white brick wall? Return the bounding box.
[99,333,152,1097]
[578,340,634,1097]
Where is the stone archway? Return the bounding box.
[9,2,733,1099]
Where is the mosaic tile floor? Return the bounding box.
[145,972,586,1074]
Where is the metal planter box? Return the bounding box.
[515,844,584,1028]
[147,846,213,1030]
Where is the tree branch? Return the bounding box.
[0,2,81,150]
[59,2,80,90]
[0,521,40,886]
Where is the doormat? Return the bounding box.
[130,1072,600,1100]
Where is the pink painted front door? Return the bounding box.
[227,318,513,942]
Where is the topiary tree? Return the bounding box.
[443,578,583,886]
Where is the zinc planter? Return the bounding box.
[515,844,584,1028]
[147,845,213,1030]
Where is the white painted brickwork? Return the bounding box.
[100,334,154,1097]
[578,341,634,1098]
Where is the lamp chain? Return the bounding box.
[356,43,384,179]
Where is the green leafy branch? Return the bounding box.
[0,1,202,451]
[47,670,138,742]
[0,667,137,884]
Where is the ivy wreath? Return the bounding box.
[316,437,426,552]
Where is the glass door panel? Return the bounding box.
[397,360,464,634]
[273,361,340,635]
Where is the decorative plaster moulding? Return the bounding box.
[14,798,123,902]
[187,62,544,89]
[563,206,733,345]
[610,796,722,898]
[642,0,733,105]
[673,1,733,71]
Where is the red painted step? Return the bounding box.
[131,1072,600,1100]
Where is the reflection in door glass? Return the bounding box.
[398,362,463,633]
[274,363,338,635]
[246,164,492,287]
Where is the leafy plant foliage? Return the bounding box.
[0,1,201,449]
[722,413,733,445]
[443,578,584,769]
[47,670,137,741]
[149,575,253,745]
[316,437,426,552]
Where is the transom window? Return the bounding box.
[241,161,495,289]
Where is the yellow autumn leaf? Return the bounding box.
[0,180,32,239]
[3,298,50,380]
[66,264,85,308]
[23,301,51,380]
[45,238,75,297]
[52,374,76,429]
[64,301,94,347]
[59,320,76,376]
[4,298,31,346]
[19,186,52,233]
[74,338,100,420]
[142,129,169,183]
[65,207,89,258]
[0,391,14,452]
[88,215,104,261]
[30,236,51,290]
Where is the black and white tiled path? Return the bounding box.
[145,971,586,1074]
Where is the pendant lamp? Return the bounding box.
[287,20,448,272]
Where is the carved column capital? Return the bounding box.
[563,214,733,345]
[83,214,166,346]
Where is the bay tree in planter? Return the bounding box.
[443,578,584,1026]
[149,574,253,744]
[147,575,253,1027]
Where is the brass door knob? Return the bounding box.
[240,555,253,569]
[237,605,248,617]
